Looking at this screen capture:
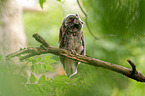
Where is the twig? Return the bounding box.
[77,0,87,17]
[77,0,117,39]
[6,33,145,82]
[127,59,137,75]
[33,33,50,47]
[77,0,98,39]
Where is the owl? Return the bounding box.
[59,14,85,78]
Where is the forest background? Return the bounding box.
[0,0,145,96]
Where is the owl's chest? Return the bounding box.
[69,35,79,46]
[65,33,83,53]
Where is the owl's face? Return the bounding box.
[64,14,83,32]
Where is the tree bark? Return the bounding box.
[0,0,26,55]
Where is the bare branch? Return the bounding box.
[33,33,50,47]
[6,34,145,82]
[127,59,137,75]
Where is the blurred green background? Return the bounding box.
[1,0,145,96]
[23,0,145,95]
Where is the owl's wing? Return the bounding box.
[80,31,85,55]
[59,26,65,48]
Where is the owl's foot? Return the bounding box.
[70,50,78,55]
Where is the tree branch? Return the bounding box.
[127,59,137,75]
[6,33,145,82]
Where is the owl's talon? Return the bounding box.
[71,50,77,55]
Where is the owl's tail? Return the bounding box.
[60,57,78,78]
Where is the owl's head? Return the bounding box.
[63,14,84,32]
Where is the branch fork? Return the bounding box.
[127,59,137,75]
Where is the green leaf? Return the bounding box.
[42,64,46,73]
[57,0,61,2]
[31,65,34,72]
[39,0,46,9]
[36,57,42,62]
[54,75,70,87]
[43,56,56,63]
[54,75,69,82]
[45,59,57,64]
[30,73,36,83]
[26,84,42,95]
[46,64,53,72]
[27,57,36,64]
[38,75,46,84]
[43,56,50,61]
[31,59,36,64]
[34,64,38,74]
[37,63,41,74]
[19,47,23,50]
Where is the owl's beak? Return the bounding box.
[73,19,78,24]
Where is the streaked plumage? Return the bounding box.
[59,14,85,77]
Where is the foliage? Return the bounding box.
[0,55,99,96]
[27,56,54,74]
[81,0,145,63]
[57,0,62,2]
[0,55,27,96]
[81,0,145,95]
[1,0,144,96]
[1,53,145,96]
[39,0,46,9]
